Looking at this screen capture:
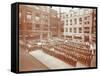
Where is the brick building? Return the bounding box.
[19,5,62,42]
[61,8,96,44]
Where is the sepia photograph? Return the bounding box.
[18,3,97,72]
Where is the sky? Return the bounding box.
[52,6,72,13]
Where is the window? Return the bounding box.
[74,36,82,39]
[66,28,68,32]
[84,16,90,20]
[74,18,77,24]
[27,14,32,20]
[66,20,68,25]
[79,27,82,33]
[26,12,32,21]
[35,24,40,29]
[88,16,90,20]
[84,27,90,33]
[79,18,82,24]
[87,21,90,24]
[26,12,32,23]
[70,28,72,32]
[84,31,90,33]
[35,13,40,22]
[84,17,87,20]
[70,19,72,25]
[42,15,48,19]
[84,22,87,24]
[79,18,82,21]
[35,16,40,21]
[42,15,48,22]
[84,27,90,29]
[84,16,90,25]
[66,15,68,18]
[84,36,89,42]
[84,21,90,25]
[74,28,76,33]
